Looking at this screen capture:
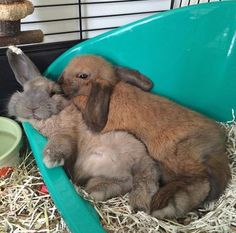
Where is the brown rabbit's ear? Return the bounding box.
[115,66,153,91]
[83,81,113,132]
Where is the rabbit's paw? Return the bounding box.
[151,204,175,219]
[85,177,125,201]
[85,185,106,201]
[89,190,106,201]
[129,189,151,214]
[43,146,65,168]
[84,178,108,201]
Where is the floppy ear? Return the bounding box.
[82,81,113,132]
[115,66,153,91]
[7,46,41,86]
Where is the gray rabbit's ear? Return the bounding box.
[7,46,41,86]
[115,66,153,91]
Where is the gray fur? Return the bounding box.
[8,77,65,120]
[7,46,160,213]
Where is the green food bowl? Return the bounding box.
[0,117,22,168]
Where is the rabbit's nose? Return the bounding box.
[26,106,39,111]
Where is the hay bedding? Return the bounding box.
[1,119,236,233]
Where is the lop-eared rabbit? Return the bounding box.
[59,55,231,218]
[7,46,160,213]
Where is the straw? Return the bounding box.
[1,118,236,233]
[0,151,69,233]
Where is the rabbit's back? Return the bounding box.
[102,82,226,171]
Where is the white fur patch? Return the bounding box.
[8,45,23,55]
[43,156,64,168]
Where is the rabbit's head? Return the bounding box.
[59,55,153,131]
[59,55,117,98]
[7,46,67,121]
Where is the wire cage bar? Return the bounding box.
[19,0,222,44]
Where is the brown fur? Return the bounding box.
[152,179,210,218]
[28,103,160,213]
[84,82,113,132]
[60,55,231,218]
[7,47,160,214]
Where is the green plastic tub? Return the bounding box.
[22,2,236,232]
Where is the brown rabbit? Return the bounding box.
[59,55,231,218]
[7,46,160,214]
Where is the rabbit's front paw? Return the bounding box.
[85,182,106,201]
[89,190,106,201]
[85,177,126,201]
[43,146,65,168]
[129,189,151,214]
[85,177,108,201]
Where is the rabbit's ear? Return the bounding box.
[7,46,41,86]
[115,66,153,91]
[83,81,113,132]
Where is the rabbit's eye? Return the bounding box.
[76,73,89,79]
[49,91,56,97]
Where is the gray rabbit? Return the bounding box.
[7,46,160,213]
